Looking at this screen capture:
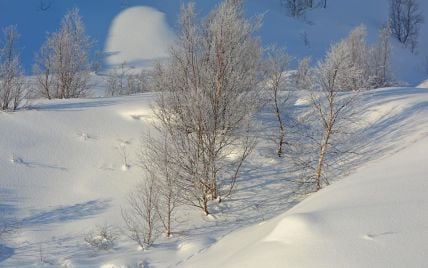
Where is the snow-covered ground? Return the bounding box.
[1,86,428,267]
[184,90,428,268]
[2,0,428,266]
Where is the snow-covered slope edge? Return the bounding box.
[183,88,428,267]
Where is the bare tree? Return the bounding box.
[264,47,290,157]
[150,0,262,215]
[140,133,181,237]
[281,0,306,17]
[309,31,363,191]
[389,0,424,52]
[0,25,26,111]
[122,177,160,250]
[33,8,93,99]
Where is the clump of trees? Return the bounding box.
[33,8,93,99]
[150,0,262,215]
[121,0,400,249]
[123,0,264,246]
[0,25,26,111]
[389,0,424,52]
[105,62,149,96]
[289,23,394,191]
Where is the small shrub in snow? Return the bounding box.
[122,178,160,250]
[84,224,118,251]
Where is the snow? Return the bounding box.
[2,0,428,266]
[105,6,175,68]
[183,87,428,268]
[1,86,428,267]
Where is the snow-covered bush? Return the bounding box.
[84,224,118,251]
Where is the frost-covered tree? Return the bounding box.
[389,0,424,52]
[309,31,362,191]
[0,25,26,111]
[296,57,312,90]
[371,24,393,88]
[106,62,130,96]
[122,177,160,250]
[33,8,92,99]
[106,62,148,96]
[264,47,290,157]
[150,0,262,215]
[343,25,371,91]
[140,133,181,238]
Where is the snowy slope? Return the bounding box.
[183,88,428,268]
[1,87,428,267]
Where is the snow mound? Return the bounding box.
[177,237,216,259]
[105,6,175,68]
[263,213,318,244]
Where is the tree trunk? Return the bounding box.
[315,130,331,191]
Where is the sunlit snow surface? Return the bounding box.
[1,87,428,266]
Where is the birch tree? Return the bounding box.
[150,0,262,215]
[307,28,363,191]
[264,47,290,157]
[0,25,26,111]
[33,8,92,99]
[371,24,393,88]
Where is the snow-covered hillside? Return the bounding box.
[1,86,428,267]
[2,0,428,267]
[184,90,428,268]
